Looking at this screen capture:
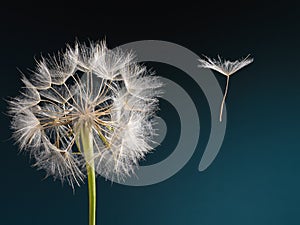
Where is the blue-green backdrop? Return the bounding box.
[1,2,300,225]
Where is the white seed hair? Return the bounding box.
[198,54,253,76]
[198,55,253,121]
[9,40,162,187]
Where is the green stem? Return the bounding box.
[80,124,96,225]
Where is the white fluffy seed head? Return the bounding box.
[8,40,162,187]
[198,55,253,76]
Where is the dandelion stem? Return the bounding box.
[220,75,230,122]
[86,161,96,225]
[80,124,96,225]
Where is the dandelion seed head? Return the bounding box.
[9,40,162,187]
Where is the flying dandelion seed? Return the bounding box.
[8,40,162,225]
[198,55,253,122]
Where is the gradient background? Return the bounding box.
[1,2,300,225]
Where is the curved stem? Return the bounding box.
[80,124,96,225]
[220,75,230,122]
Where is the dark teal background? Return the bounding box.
[1,2,300,225]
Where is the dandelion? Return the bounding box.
[198,55,253,121]
[8,40,162,225]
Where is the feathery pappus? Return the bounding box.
[198,55,253,121]
[8,41,162,188]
